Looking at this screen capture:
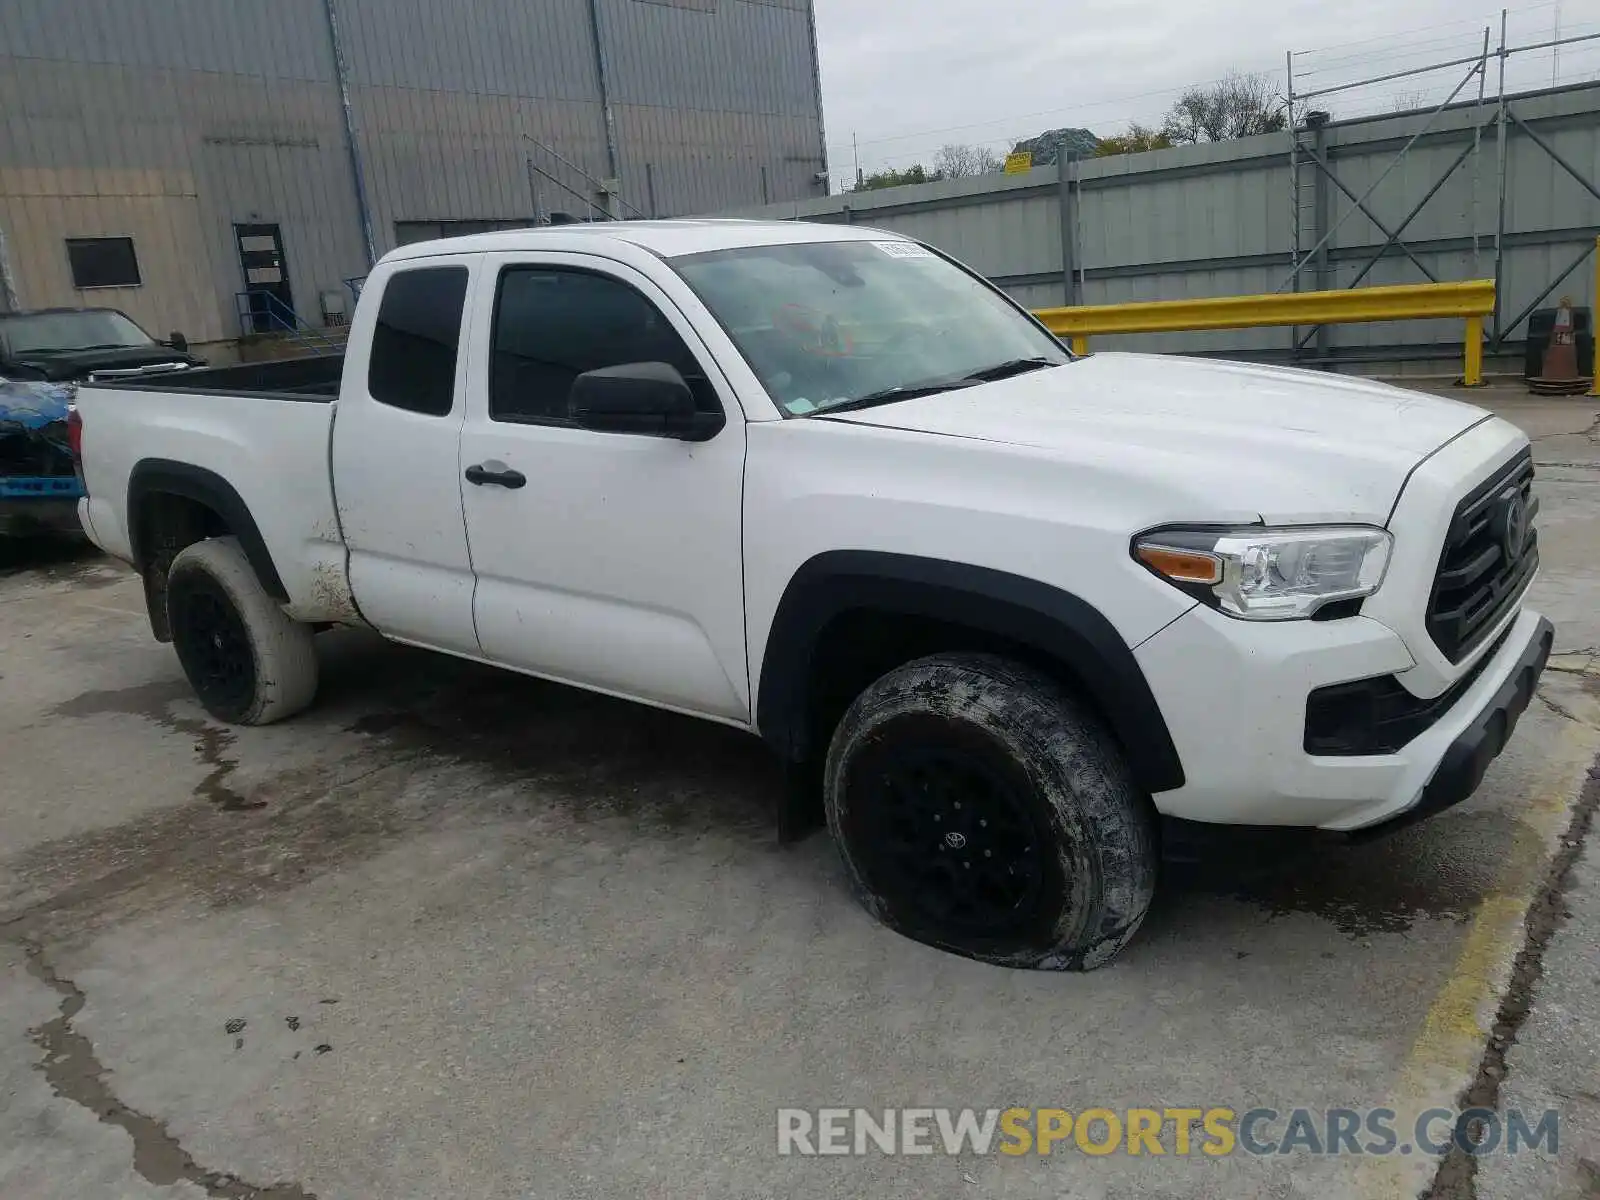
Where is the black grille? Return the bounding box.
[1305,628,1509,755]
[1426,450,1538,663]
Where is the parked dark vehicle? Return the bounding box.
[0,307,204,384]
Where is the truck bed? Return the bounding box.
[104,352,345,400]
[74,354,356,623]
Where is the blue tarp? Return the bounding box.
[0,378,74,430]
[0,379,82,506]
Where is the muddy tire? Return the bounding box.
[166,536,318,725]
[824,653,1156,971]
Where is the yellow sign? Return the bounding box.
[1003,151,1033,175]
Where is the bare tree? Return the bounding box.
[934,142,1003,179]
[1162,71,1287,143]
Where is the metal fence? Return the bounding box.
[724,70,1600,376]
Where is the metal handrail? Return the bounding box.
[1035,279,1496,385]
[235,289,343,354]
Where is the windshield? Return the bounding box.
[672,239,1069,416]
[2,310,155,355]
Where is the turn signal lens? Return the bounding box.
[1135,544,1223,585]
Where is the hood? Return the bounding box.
[823,353,1493,524]
[7,344,202,382]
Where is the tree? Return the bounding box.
[1161,71,1287,143]
[852,163,938,192]
[934,143,1002,179]
[1094,122,1173,157]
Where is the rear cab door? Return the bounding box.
[455,246,752,723]
[332,254,480,656]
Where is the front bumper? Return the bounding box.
[1364,614,1551,837]
[1135,603,1552,831]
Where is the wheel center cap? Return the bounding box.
[944,831,968,850]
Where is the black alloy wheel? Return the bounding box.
[170,574,258,720]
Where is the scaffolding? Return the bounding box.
[1283,12,1600,367]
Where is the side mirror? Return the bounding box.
[167,331,189,353]
[569,362,724,441]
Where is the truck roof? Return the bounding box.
[383,219,904,264]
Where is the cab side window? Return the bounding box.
[489,267,719,425]
[367,266,469,417]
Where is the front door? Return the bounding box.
[235,223,294,333]
[457,253,751,722]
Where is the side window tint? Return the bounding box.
[490,268,719,424]
[367,266,469,416]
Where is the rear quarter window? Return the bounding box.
[367,266,469,416]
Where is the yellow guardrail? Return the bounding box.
[1034,279,1496,386]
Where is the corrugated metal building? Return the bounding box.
[0,0,828,345]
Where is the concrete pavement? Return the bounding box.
[1,388,1598,1199]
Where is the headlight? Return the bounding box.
[1133,526,1393,621]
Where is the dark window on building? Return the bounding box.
[65,237,141,288]
[367,266,469,416]
[490,267,720,425]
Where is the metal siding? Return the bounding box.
[727,81,1600,366]
[598,0,818,115]
[599,0,824,216]
[0,0,824,336]
[1,0,333,79]
[338,0,601,99]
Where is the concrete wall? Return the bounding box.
[0,0,827,344]
[726,81,1600,373]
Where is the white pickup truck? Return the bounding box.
[74,220,1551,970]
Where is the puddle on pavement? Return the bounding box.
[9,633,786,939]
[0,537,122,588]
[49,680,257,811]
[51,679,191,723]
[323,632,784,834]
[1160,805,1545,936]
[21,627,1552,951]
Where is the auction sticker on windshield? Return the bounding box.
[872,241,935,259]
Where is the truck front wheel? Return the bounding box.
[824,653,1157,970]
[166,536,318,725]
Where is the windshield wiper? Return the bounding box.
[807,357,1062,417]
[959,356,1061,383]
[813,378,982,415]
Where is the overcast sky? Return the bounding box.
[811,0,1600,181]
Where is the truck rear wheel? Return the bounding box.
[823,653,1156,970]
[166,536,318,725]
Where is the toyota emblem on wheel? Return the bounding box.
[944,832,968,850]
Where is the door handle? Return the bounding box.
[465,464,527,489]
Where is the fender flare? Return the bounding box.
[127,459,288,601]
[755,551,1185,795]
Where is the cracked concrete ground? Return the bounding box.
[1,389,1598,1199]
